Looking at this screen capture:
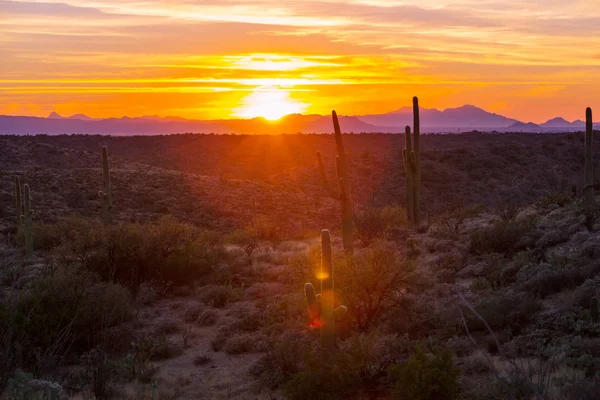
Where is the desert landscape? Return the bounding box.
[2,0,600,398]
[1,103,599,400]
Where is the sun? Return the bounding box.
[233,86,307,121]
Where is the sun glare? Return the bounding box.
[234,87,307,120]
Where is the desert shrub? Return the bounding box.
[252,215,282,244]
[283,332,410,400]
[6,370,65,400]
[464,293,540,333]
[198,284,241,308]
[470,217,537,255]
[354,206,407,246]
[336,241,418,330]
[536,190,573,208]
[389,346,460,400]
[52,216,227,290]
[131,335,182,362]
[226,227,260,256]
[523,262,600,298]
[223,333,266,354]
[194,353,212,366]
[80,347,116,399]
[196,309,218,326]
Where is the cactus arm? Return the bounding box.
[317,151,341,199]
[304,283,321,322]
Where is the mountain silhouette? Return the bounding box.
[0,107,595,135]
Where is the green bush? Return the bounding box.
[389,347,460,400]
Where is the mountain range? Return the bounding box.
[0,106,594,135]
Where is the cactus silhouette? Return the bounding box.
[403,97,421,224]
[21,184,34,257]
[317,111,354,252]
[304,229,347,348]
[99,146,112,225]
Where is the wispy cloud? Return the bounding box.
[1,0,599,121]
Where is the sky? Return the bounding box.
[1,0,600,122]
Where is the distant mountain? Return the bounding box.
[47,112,62,119]
[540,117,586,129]
[358,105,519,130]
[68,114,93,121]
[509,122,542,132]
[0,107,594,135]
[0,113,394,135]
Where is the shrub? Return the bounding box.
[536,190,573,208]
[52,216,227,290]
[198,284,241,308]
[470,217,537,255]
[336,241,418,330]
[465,293,540,334]
[354,206,407,246]
[227,227,260,256]
[196,309,219,326]
[389,347,460,400]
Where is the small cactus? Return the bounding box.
[99,146,112,225]
[317,111,354,252]
[403,97,421,225]
[21,184,34,257]
[14,176,22,228]
[304,229,347,348]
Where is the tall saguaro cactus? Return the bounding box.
[304,229,347,348]
[99,146,112,225]
[403,97,421,224]
[317,111,354,252]
[22,184,33,257]
[584,107,595,218]
[14,176,22,228]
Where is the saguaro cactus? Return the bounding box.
[99,146,112,225]
[317,111,354,252]
[22,184,33,257]
[304,229,347,348]
[14,176,22,228]
[584,107,594,217]
[403,97,421,224]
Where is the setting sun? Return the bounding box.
[233,87,308,120]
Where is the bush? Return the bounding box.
[227,227,260,256]
[470,217,537,255]
[389,347,460,400]
[51,216,227,290]
[354,206,407,246]
[0,265,132,382]
[465,293,540,333]
[282,332,410,400]
[199,284,241,308]
[336,241,418,330]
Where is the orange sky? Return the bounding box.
[1,0,599,122]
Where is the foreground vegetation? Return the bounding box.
[1,124,599,399]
